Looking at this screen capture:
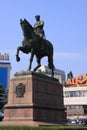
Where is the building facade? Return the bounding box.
[0,53,11,112]
[64,74,87,119]
[0,53,11,89]
[37,64,66,84]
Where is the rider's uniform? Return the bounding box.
[34,20,45,38]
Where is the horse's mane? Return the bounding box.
[24,19,40,39]
[24,19,33,31]
[21,18,39,39]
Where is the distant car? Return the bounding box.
[79,118,87,125]
[69,119,77,124]
[0,112,4,121]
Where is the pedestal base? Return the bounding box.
[3,72,66,126]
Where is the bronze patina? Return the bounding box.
[16,16,54,77]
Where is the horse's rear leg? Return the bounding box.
[48,56,54,77]
[33,57,41,72]
[28,49,34,71]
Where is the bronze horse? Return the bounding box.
[16,19,54,77]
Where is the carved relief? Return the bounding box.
[15,83,25,98]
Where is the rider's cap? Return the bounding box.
[35,15,40,19]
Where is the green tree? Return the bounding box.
[67,71,73,80]
[0,83,8,111]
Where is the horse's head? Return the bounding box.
[20,18,33,38]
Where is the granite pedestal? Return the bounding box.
[3,72,66,126]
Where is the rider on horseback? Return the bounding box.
[34,15,46,50]
[34,15,46,39]
[16,18,54,77]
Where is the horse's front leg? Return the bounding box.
[28,49,34,71]
[16,46,24,62]
[16,46,21,62]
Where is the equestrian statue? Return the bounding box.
[16,15,54,77]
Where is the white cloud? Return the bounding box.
[54,52,86,60]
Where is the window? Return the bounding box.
[64,90,87,97]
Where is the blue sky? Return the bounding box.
[0,0,87,78]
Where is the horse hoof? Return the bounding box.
[33,68,36,72]
[16,56,20,62]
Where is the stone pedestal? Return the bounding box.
[3,72,66,126]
